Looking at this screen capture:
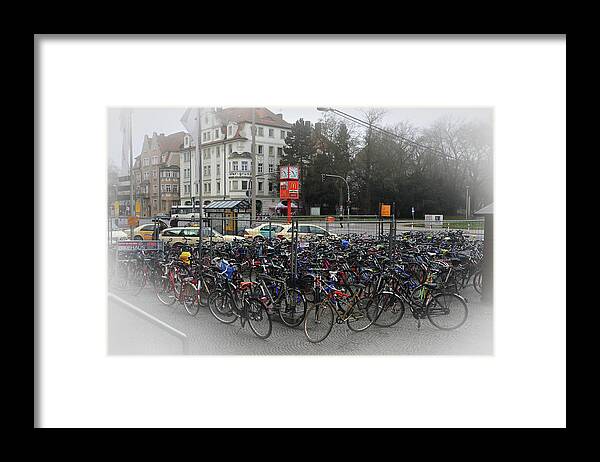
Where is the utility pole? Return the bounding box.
[128,109,134,238]
[196,108,203,253]
[466,185,470,220]
[251,108,257,225]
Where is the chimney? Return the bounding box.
[153,132,157,137]
[160,133,164,136]
[276,113,283,119]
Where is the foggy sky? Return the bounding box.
[107,107,492,170]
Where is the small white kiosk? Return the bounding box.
[424,214,444,227]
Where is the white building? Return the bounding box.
[179,107,292,215]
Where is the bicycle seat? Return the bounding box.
[239,281,255,290]
[423,283,438,289]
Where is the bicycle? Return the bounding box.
[208,263,272,339]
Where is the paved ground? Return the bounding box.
[108,283,492,355]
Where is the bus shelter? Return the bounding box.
[203,199,251,235]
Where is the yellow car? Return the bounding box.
[132,222,169,240]
[159,226,244,247]
[242,223,287,241]
[276,224,339,241]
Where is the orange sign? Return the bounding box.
[326,216,335,223]
[380,204,391,217]
[128,216,139,227]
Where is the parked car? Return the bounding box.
[242,223,287,241]
[276,224,339,241]
[132,221,169,240]
[159,226,244,246]
[109,228,130,244]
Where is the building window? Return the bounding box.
[269,164,274,173]
[216,182,221,193]
[216,146,220,156]
[268,128,274,138]
[232,161,239,171]
[165,184,171,192]
[152,156,158,165]
[269,146,274,156]
[214,129,220,139]
[204,182,211,193]
[241,180,248,190]
[258,145,263,155]
[258,181,263,192]
[258,163,263,174]
[280,130,286,139]
[173,185,178,193]
[184,152,190,162]
[241,161,248,171]
[216,164,221,175]
[228,144,233,154]
[257,127,264,136]
[227,125,233,136]
[143,158,150,166]
[268,182,274,192]
[195,183,199,194]
[231,180,239,191]
[277,147,283,156]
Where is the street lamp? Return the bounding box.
[322,173,350,218]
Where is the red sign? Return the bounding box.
[280,179,299,200]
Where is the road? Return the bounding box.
[108,283,492,355]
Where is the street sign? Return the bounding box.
[380,204,391,217]
[114,201,120,217]
[135,200,141,215]
[128,216,139,227]
[326,216,335,223]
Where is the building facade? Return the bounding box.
[179,107,292,215]
[132,131,184,217]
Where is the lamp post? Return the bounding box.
[321,173,350,218]
[466,185,470,220]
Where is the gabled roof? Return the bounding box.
[217,108,292,129]
[156,131,186,153]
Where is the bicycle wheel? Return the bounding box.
[346,297,376,332]
[182,282,200,316]
[472,270,483,294]
[246,298,272,339]
[130,266,147,296]
[279,288,307,327]
[110,262,130,291]
[199,274,216,307]
[370,291,405,327]
[303,303,335,343]
[208,291,238,324]
[426,293,468,330]
[155,275,177,306]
